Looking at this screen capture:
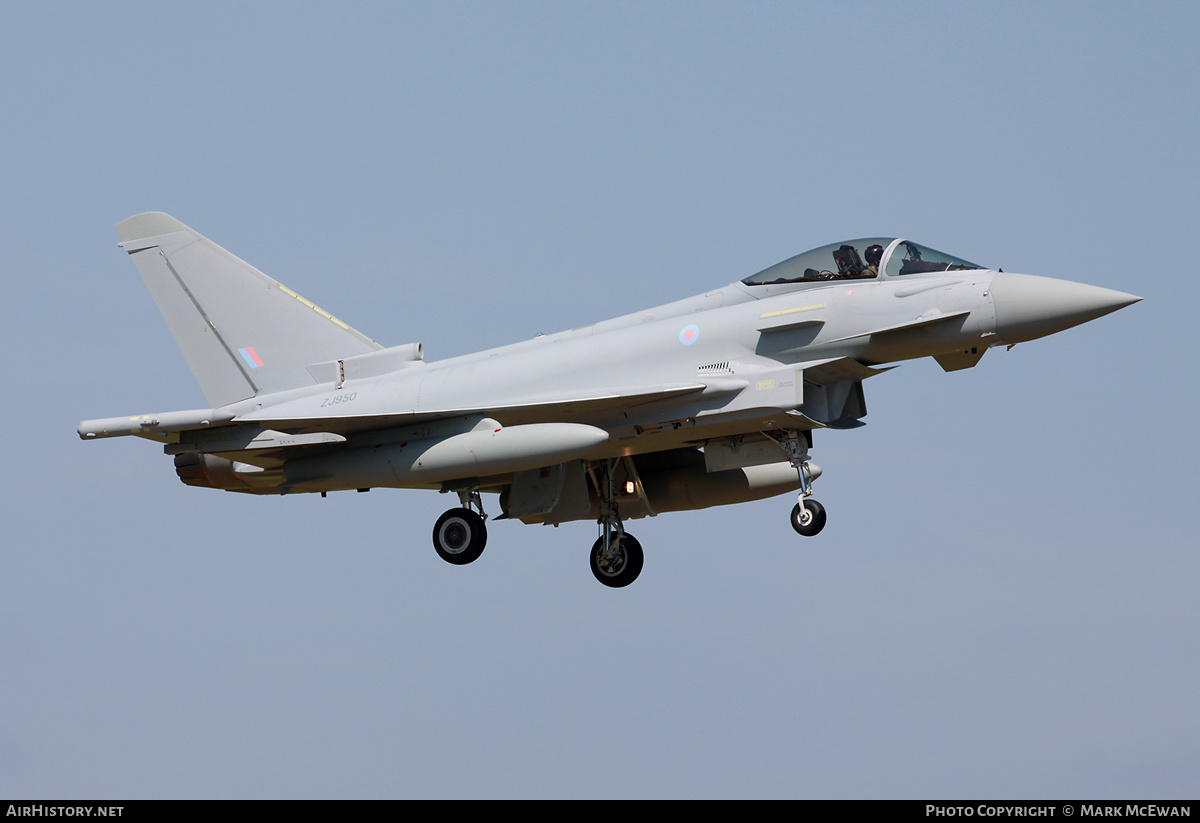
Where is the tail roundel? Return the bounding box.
[115,212,382,407]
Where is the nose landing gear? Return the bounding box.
[765,429,828,538]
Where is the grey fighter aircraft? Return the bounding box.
[79,213,1140,587]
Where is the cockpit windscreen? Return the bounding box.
[742,238,987,286]
[885,241,983,276]
[741,238,894,285]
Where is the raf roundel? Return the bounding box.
[679,324,700,345]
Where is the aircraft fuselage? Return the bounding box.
[78,218,1140,586]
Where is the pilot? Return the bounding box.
[864,244,884,275]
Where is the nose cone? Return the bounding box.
[991,273,1141,344]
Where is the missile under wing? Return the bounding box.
[79,215,1140,587]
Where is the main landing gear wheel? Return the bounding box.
[791,499,827,537]
[590,532,644,588]
[433,507,487,565]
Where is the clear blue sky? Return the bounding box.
[2,1,1195,798]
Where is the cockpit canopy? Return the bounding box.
[741,238,985,286]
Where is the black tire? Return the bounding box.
[790,499,827,537]
[590,532,644,588]
[433,508,487,565]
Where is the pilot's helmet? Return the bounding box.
[865,244,884,267]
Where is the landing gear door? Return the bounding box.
[506,460,592,524]
[506,463,566,520]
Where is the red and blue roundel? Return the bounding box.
[679,324,700,345]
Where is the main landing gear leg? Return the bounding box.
[432,488,488,565]
[766,430,828,537]
[586,459,644,588]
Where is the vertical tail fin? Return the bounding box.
[115,212,381,407]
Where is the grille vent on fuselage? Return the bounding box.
[697,362,733,376]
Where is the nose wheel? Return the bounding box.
[790,499,826,536]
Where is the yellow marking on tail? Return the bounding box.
[279,285,352,330]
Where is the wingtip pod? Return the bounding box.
[78,408,234,440]
[115,212,192,245]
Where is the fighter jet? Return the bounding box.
[79,213,1140,587]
